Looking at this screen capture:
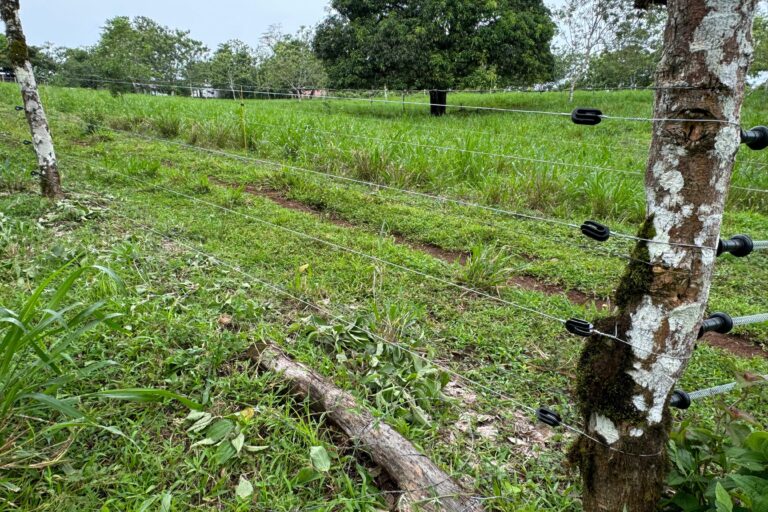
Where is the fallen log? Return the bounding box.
[249,342,484,512]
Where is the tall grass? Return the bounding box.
[6,83,768,223]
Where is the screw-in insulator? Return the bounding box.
[14,106,23,111]
[22,140,32,146]
[536,407,562,427]
[717,235,753,257]
[699,312,768,338]
[741,126,768,150]
[669,390,691,410]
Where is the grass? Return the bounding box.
[0,83,766,511]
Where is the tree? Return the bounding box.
[205,39,260,99]
[553,0,664,98]
[88,16,207,94]
[260,27,327,98]
[585,45,658,88]
[0,34,59,81]
[314,0,556,115]
[0,0,62,198]
[570,1,758,510]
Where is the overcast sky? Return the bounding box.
[5,1,566,51]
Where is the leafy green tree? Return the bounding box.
[753,15,768,76]
[585,45,658,88]
[313,0,556,115]
[553,0,664,97]
[0,34,59,81]
[0,34,10,70]
[88,16,207,94]
[205,39,260,99]
[260,27,327,97]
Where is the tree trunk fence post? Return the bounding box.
[1,0,63,199]
[571,1,758,511]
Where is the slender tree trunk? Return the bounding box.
[428,89,447,116]
[1,0,62,198]
[570,1,757,511]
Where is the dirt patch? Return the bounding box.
[211,176,765,360]
[511,275,610,311]
[701,332,766,359]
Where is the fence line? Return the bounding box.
[60,151,698,365]
[77,183,667,459]
[52,117,718,253]
[52,76,736,125]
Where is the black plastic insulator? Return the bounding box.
[669,390,691,410]
[717,235,754,258]
[571,108,603,126]
[698,312,734,339]
[740,126,768,151]
[536,407,562,427]
[30,170,40,177]
[566,318,593,337]
[581,220,611,242]
[22,140,32,146]
[14,106,23,111]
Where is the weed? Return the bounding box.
[458,243,516,293]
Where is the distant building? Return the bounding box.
[298,89,328,99]
[191,87,221,99]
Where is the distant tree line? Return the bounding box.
[0,17,327,98]
[2,3,768,107]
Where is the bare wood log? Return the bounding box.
[571,1,758,511]
[249,342,484,512]
[0,0,62,198]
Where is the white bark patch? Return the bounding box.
[633,395,648,412]
[626,296,663,358]
[626,302,700,425]
[590,414,620,445]
[648,146,693,267]
[630,428,644,438]
[691,0,751,88]
[14,62,57,171]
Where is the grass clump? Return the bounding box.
[458,243,516,293]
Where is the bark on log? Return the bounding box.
[571,1,757,511]
[0,0,62,198]
[249,342,483,512]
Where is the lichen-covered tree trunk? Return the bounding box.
[571,1,757,511]
[0,0,62,198]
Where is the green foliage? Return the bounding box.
[0,158,28,192]
[458,244,516,293]
[56,16,207,92]
[260,27,328,95]
[0,261,123,467]
[183,408,266,467]
[665,416,768,512]
[753,15,768,76]
[314,0,556,90]
[301,314,449,426]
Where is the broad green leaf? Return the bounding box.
[160,492,172,512]
[93,388,203,410]
[235,476,253,500]
[206,419,234,443]
[231,433,245,454]
[715,482,733,512]
[215,440,237,465]
[23,393,84,419]
[310,446,331,472]
[294,467,321,486]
